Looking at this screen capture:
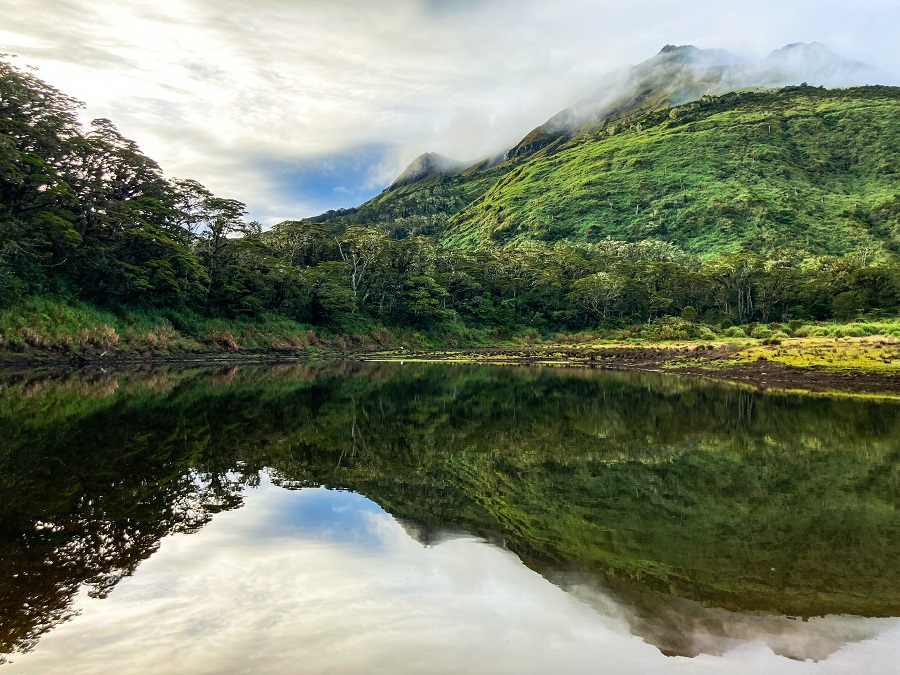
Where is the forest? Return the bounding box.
[2,57,900,353]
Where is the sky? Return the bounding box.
[1,0,898,224]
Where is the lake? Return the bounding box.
[1,363,900,673]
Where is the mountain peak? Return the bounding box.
[659,44,695,54]
[765,42,872,85]
[766,41,836,63]
[651,44,744,68]
[772,41,830,54]
[389,152,467,190]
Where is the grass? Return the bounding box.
[738,336,900,371]
[0,297,321,358]
[0,297,524,361]
[442,86,900,254]
[3,297,900,383]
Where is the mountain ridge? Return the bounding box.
[306,43,896,256]
[444,85,900,253]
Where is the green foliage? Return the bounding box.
[444,87,900,255]
[2,58,900,344]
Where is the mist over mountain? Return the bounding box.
[504,42,876,162]
[765,42,872,83]
[389,153,468,190]
[308,42,898,257]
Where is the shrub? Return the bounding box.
[520,328,541,345]
[20,328,46,349]
[369,327,394,347]
[751,327,774,339]
[206,331,239,351]
[145,324,176,350]
[76,325,119,351]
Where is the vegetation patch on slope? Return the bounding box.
[445,86,900,253]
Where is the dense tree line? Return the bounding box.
[2,58,899,335]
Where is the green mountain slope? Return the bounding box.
[444,86,900,254]
[308,156,511,239]
[315,85,900,255]
[307,44,765,240]
[505,42,873,162]
[311,45,894,256]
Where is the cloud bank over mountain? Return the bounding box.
[2,0,898,222]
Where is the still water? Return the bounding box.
[1,363,900,673]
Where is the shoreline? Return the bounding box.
[3,337,900,399]
[363,341,900,399]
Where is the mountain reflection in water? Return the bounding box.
[1,363,900,672]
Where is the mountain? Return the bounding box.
[444,85,900,253]
[506,42,873,161]
[507,44,746,161]
[764,42,873,85]
[388,152,468,190]
[310,43,897,255]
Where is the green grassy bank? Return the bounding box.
[3,296,900,368]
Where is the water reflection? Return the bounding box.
[1,363,900,670]
[7,480,898,674]
[560,576,893,662]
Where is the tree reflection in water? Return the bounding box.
[1,363,899,661]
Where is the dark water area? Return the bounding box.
[1,363,900,673]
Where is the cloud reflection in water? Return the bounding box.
[6,476,899,674]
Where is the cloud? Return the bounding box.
[1,0,898,223]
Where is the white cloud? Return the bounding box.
[1,0,898,222]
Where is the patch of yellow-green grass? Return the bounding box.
[737,337,900,371]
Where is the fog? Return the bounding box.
[538,42,881,140]
[1,0,897,222]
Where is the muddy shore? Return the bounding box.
[365,344,900,397]
[3,341,900,397]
